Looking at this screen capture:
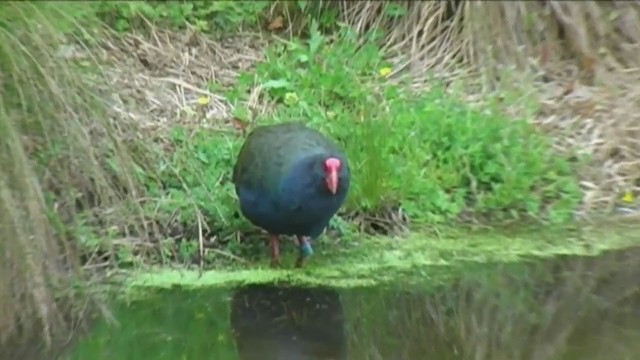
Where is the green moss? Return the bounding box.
[125,221,640,290]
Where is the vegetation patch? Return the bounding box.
[121,21,581,267]
[95,1,271,34]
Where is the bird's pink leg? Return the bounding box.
[269,234,282,268]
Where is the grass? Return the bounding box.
[95,1,272,34]
[94,0,341,36]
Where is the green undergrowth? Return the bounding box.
[124,221,640,292]
[137,21,583,267]
[95,1,270,33]
[93,0,341,35]
[9,1,584,272]
[237,26,582,223]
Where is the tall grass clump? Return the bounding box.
[0,2,150,355]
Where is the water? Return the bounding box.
[64,247,640,360]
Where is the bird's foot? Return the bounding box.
[294,236,313,268]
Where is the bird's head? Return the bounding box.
[323,157,342,195]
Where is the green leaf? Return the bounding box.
[261,79,291,90]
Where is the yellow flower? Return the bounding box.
[196,96,210,105]
[622,191,634,203]
[284,92,299,106]
[378,67,392,78]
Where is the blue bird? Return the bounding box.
[232,122,350,268]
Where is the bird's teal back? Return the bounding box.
[232,122,342,195]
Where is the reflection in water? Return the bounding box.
[230,284,347,360]
[344,247,640,360]
[63,247,640,360]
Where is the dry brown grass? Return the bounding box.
[337,1,640,217]
[92,27,268,139]
[0,3,143,354]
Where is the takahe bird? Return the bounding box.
[232,122,350,268]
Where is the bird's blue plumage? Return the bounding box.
[232,122,350,241]
[235,152,350,239]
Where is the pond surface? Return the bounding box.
[64,247,640,360]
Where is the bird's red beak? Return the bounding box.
[324,158,341,195]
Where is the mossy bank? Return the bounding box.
[124,219,640,293]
